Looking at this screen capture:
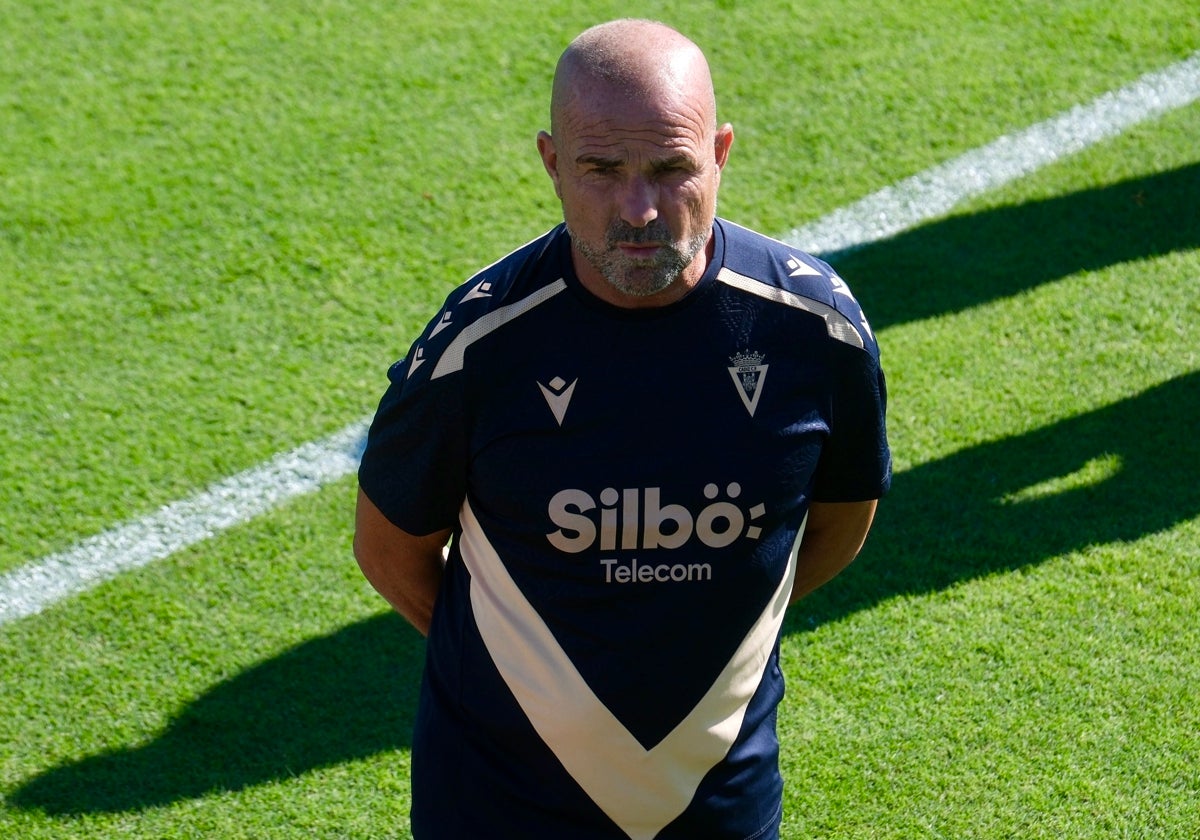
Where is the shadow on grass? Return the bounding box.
[831,161,1200,331]
[10,164,1199,817]
[11,612,425,815]
[790,368,1200,632]
[788,159,1200,627]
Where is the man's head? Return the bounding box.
[537,20,734,307]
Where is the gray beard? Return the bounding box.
[570,221,710,298]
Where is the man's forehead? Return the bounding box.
[560,93,710,152]
[567,126,704,164]
[566,128,706,169]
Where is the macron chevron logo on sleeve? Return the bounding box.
[786,255,821,277]
[431,279,568,380]
[407,346,427,378]
[463,279,495,301]
[430,311,454,338]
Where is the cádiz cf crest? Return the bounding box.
[727,350,768,417]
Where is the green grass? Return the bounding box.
[2,0,1198,837]
[775,107,1200,837]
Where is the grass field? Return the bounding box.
[2,1,1198,837]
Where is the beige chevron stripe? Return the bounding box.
[459,499,800,840]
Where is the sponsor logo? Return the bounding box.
[600,557,713,584]
[830,274,855,300]
[546,483,765,554]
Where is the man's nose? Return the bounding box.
[617,176,659,228]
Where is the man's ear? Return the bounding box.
[536,130,563,199]
[714,122,734,171]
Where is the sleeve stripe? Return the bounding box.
[716,267,866,349]
[430,279,569,379]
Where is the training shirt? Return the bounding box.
[359,219,891,840]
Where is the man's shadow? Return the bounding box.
[830,161,1200,330]
[10,163,1200,816]
[788,369,1200,631]
[787,160,1200,626]
[10,613,425,815]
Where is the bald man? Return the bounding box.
[356,19,890,839]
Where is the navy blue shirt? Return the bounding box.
[360,219,891,839]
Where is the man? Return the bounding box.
[355,19,890,840]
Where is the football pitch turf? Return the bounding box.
[2,2,1198,837]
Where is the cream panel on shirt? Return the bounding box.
[459,499,801,840]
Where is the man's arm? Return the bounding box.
[789,499,878,605]
[353,488,452,636]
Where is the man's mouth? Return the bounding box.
[617,242,663,259]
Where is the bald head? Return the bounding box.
[536,20,733,307]
[550,20,718,137]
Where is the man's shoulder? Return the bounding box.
[715,218,878,353]
[442,225,570,314]
[717,218,841,300]
[398,225,572,385]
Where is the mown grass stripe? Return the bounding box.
[789,51,1200,258]
[0,421,369,624]
[2,52,1198,627]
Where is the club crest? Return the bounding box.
[727,350,768,417]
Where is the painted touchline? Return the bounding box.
[787,51,1200,259]
[2,52,1198,626]
[0,421,371,625]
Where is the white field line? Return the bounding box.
[790,51,1200,258]
[0,422,370,624]
[2,52,1199,626]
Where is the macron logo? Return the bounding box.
[463,279,494,301]
[538,376,577,426]
[786,256,821,277]
[407,346,428,378]
[429,311,454,338]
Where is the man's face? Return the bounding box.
[538,83,733,304]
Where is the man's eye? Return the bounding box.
[654,163,694,179]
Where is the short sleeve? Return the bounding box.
[810,342,892,502]
[357,352,469,535]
